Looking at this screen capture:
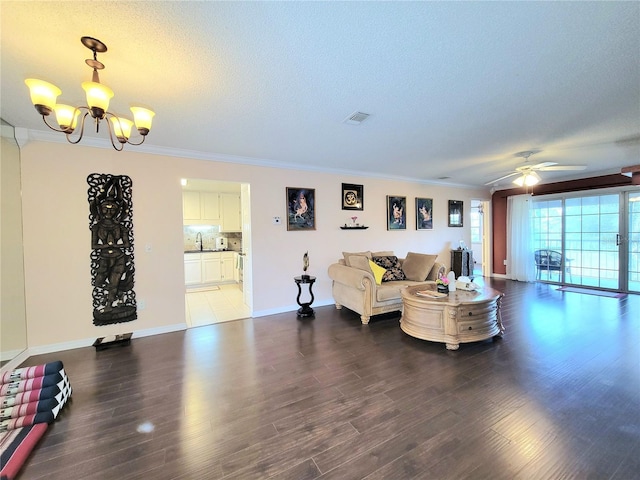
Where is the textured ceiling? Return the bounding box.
[1,1,639,189]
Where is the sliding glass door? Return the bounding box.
[532,188,639,293]
[628,191,640,292]
[564,194,620,289]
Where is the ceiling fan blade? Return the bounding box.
[538,165,587,171]
[484,172,519,185]
[530,162,557,169]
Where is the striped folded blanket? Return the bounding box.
[0,363,72,433]
[1,381,71,409]
[0,423,48,480]
[0,371,66,397]
[0,361,70,479]
[0,397,64,421]
[0,361,64,385]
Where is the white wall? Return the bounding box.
[19,140,488,350]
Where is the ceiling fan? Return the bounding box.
[485,151,587,186]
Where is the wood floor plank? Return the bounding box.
[11,278,639,479]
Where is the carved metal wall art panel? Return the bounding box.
[88,174,137,325]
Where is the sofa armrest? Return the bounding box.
[426,262,446,281]
[328,263,374,291]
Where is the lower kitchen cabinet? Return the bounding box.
[184,254,203,285]
[184,252,237,286]
[202,253,222,283]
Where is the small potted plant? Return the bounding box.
[436,273,450,294]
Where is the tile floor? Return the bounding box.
[185,284,250,327]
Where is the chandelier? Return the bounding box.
[25,36,154,151]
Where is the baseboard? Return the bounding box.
[1,323,188,372]
[0,350,32,374]
[252,299,334,318]
[1,348,26,362]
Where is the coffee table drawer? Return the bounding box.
[456,318,499,339]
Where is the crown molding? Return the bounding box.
[20,128,482,190]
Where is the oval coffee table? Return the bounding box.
[400,284,504,350]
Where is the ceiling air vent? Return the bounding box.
[343,111,370,125]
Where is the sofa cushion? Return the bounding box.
[342,251,372,267]
[372,251,395,257]
[348,254,372,273]
[402,252,438,281]
[372,256,406,282]
[368,260,386,285]
[375,280,420,301]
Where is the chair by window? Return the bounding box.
[534,249,572,282]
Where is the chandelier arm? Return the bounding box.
[63,111,90,145]
[42,115,71,134]
[104,114,125,151]
[126,136,146,146]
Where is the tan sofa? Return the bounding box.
[327,251,445,324]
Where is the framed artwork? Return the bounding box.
[416,197,433,230]
[386,195,406,230]
[286,187,315,231]
[341,183,363,210]
[448,200,463,227]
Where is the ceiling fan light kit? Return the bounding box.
[513,171,540,187]
[24,36,154,151]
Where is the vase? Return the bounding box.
[437,284,449,294]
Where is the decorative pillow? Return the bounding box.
[368,260,386,285]
[342,251,372,267]
[372,256,406,282]
[402,252,437,281]
[348,255,373,273]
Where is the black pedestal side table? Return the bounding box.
[294,275,316,318]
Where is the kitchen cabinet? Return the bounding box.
[202,252,222,283]
[182,191,240,230]
[182,191,221,225]
[221,252,235,281]
[184,253,203,285]
[184,251,237,286]
[220,193,241,232]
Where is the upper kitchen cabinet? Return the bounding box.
[183,191,221,225]
[220,193,241,232]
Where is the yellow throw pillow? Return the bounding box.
[368,260,386,285]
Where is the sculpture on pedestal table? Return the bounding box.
[302,251,310,279]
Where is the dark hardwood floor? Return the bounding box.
[15,278,640,479]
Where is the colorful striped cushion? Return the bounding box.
[0,361,64,385]
[0,423,48,480]
[0,372,66,397]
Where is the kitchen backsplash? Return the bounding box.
[183,226,242,251]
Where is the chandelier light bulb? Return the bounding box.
[110,117,133,142]
[130,107,155,135]
[82,81,114,119]
[25,79,61,116]
[54,104,80,132]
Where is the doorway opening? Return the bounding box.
[181,178,252,327]
[470,199,488,277]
